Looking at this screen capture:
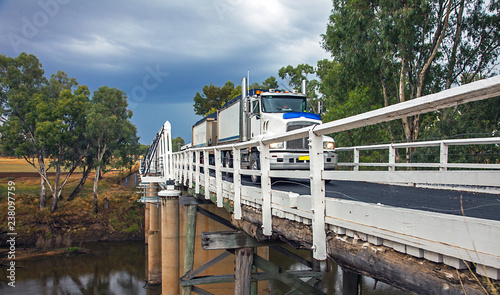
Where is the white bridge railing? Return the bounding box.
[167,75,500,280]
[333,137,500,193]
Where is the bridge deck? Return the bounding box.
[264,178,500,222]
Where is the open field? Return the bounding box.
[0,157,40,173]
[0,157,144,249]
[0,156,91,174]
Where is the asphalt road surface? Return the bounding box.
[234,176,500,222]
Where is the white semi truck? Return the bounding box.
[192,77,337,183]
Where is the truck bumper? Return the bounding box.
[269,151,337,170]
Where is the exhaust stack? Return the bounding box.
[241,77,249,142]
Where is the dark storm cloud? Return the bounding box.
[0,0,332,142]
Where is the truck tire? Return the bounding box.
[250,152,260,184]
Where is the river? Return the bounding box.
[0,204,409,294]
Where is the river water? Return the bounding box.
[0,204,408,294]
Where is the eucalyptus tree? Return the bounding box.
[193,81,235,116]
[1,54,90,211]
[36,83,90,212]
[0,53,47,207]
[87,86,138,214]
[320,0,499,150]
[0,54,90,211]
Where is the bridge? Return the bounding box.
[138,75,500,295]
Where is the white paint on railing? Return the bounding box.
[233,147,242,220]
[215,148,223,207]
[309,127,327,259]
[143,75,500,279]
[260,140,272,236]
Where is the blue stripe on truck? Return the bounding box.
[218,135,240,143]
[283,112,321,120]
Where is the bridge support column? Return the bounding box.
[343,268,362,295]
[159,186,182,295]
[145,204,150,244]
[147,183,162,285]
[182,204,197,295]
[235,247,254,295]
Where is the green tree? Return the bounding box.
[172,137,185,152]
[321,0,499,147]
[1,70,90,211]
[278,64,316,93]
[87,86,138,214]
[262,76,279,90]
[0,53,47,207]
[1,54,90,211]
[193,81,235,116]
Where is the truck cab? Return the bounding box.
[247,89,337,172]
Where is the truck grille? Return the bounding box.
[286,122,317,150]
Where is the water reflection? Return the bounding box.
[0,241,161,295]
[0,204,408,294]
[267,245,407,295]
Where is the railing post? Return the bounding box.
[354,148,360,171]
[309,127,326,260]
[215,148,223,207]
[260,141,272,236]
[183,151,188,186]
[440,141,448,171]
[389,144,396,172]
[204,150,210,200]
[233,146,242,220]
[178,152,182,184]
[195,150,200,195]
[188,150,193,188]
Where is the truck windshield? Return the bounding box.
[261,96,307,113]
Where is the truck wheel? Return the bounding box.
[250,152,260,184]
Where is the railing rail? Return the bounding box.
[140,121,174,182]
[168,75,500,279]
[140,125,164,175]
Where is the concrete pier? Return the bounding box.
[159,186,181,295]
[145,204,150,244]
[147,183,162,285]
[144,183,158,244]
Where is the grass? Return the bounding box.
[0,157,39,172]
[0,157,144,248]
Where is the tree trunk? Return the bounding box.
[67,161,93,201]
[93,165,100,214]
[40,177,46,209]
[38,153,47,209]
[446,0,465,89]
[50,159,62,212]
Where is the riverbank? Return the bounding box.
[0,159,145,255]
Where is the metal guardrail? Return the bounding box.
[170,75,500,279]
[140,125,164,175]
[140,122,174,183]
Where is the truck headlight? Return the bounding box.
[269,142,284,149]
[323,141,335,150]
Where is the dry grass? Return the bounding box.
[0,159,144,249]
[0,157,39,173]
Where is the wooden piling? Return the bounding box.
[182,204,197,295]
[235,248,254,295]
[144,204,150,244]
[148,201,162,285]
[343,268,362,295]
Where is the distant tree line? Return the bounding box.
[0,52,143,213]
[193,0,499,164]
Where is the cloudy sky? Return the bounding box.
[0,0,333,144]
